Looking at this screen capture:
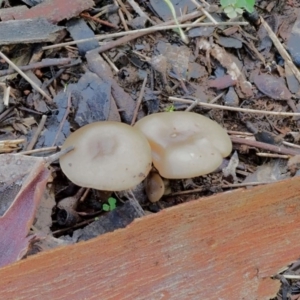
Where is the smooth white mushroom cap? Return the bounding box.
[60,122,152,191]
[134,112,232,179]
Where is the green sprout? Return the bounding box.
[102,197,117,212]
[220,0,255,19]
[163,0,189,44]
[165,104,175,112]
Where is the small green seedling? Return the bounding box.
[102,197,117,212]
[163,0,189,44]
[220,0,255,19]
[165,104,175,112]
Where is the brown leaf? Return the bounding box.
[254,73,293,100]
[0,154,50,267]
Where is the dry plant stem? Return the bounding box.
[20,146,59,155]
[260,16,300,84]
[222,182,271,188]
[191,0,217,24]
[115,0,132,20]
[117,4,129,31]
[44,146,74,165]
[127,0,156,25]
[26,115,47,151]
[166,187,206,197]
[227,130,253,136]
[80,12,118,28]
[0,51,52,103]
[210,91,225,104]
[0,58,71,77]
[169,96,300,117]
[230,136,300,156]
[42,19,248,50]
[52,93,71,147]
[3,86,10,106]
[256,153,289,159]
[0,106,14,122]
[102,53,119,73]
[131,76,147,125]
[282,141,300,149]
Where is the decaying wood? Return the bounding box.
[0,18,63,45]
[1,177,300,299]
[0,0,94,24]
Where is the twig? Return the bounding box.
[260,16,300,84]
[131,76,147,125]
[169,96,300,116]
[282,141,300,149]
[222,182,271,188]
[20,146,59,155]
[230,136,300,156]
[191,0,217,24]
[80,12,118,29]
[52,92,71,146]
[115,0,132,21]
[3,86,10,106]
[0,58,71,77]
[26,115,47,151]
[42,20,248,50]
[115,0,129,31]
[256,153,289,159]
[0,51,52,103]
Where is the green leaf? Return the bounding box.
[102,203,110,211]
[227,9,238,19]
[236,0,255,12]
[235,7,244,14]
[220,0,236,6]
[108,197,117,210]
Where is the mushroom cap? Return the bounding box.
[60,122,152,191]
[134,112,232,179]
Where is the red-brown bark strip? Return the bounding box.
[1,177,300,298]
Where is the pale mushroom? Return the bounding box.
[60,122,152,191]
[145,171,165,203]
[134,112,232,179]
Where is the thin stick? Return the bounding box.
[282,141,300,149]
[222,182,271,188]
[26,115,47,151]
[42,21,248,50]
[131,76,147,125]
[191,0,217,24]
[3,86,10,106]
[230,136,300,156]
[260,16,300,84]
[52,92,71,146]
[20,146,59,155]
[169,96,300,116]
[256,153,289,159]
[0,51,52,102]
[0,58,71,77]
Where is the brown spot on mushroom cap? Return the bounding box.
[134,112,232,179]
[145,171,165,203]
[60,121,152,191]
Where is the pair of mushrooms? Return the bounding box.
[60,112,232,201]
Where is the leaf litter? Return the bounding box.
[1,2,300,296]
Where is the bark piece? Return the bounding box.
[66,18,99,56]
[0,6,28,21]
[0,18,63,45]
[2,0,94,23]
[1,177,300,298]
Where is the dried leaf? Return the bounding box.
[0,154,50,267]
[254,73,293,100]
